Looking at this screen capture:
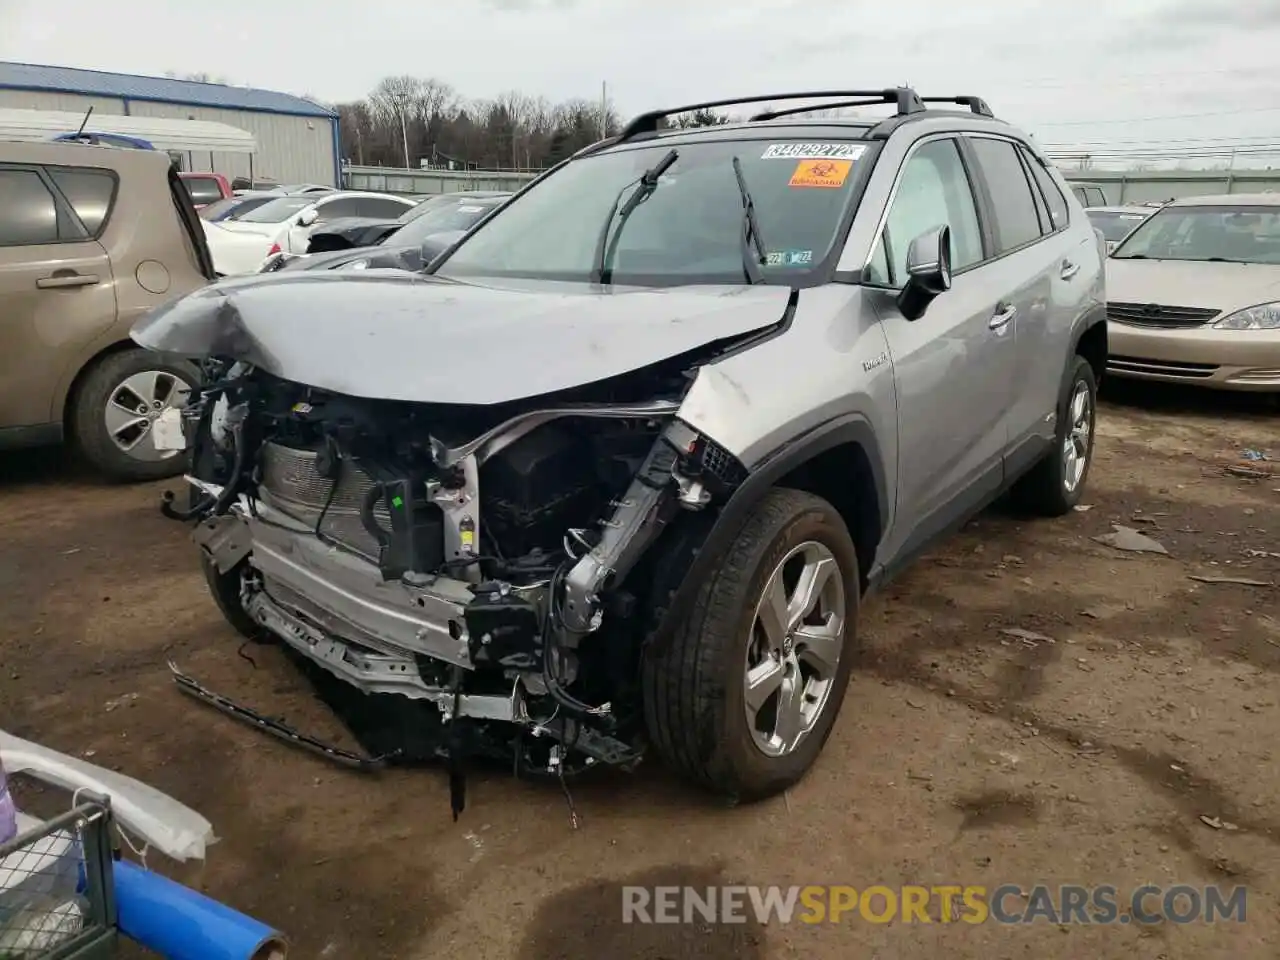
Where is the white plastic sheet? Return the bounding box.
[0,731,216,862]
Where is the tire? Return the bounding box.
[69,349,202,483]
[202,555,268,642]
[1010,355,1098,516]
[641,488,860,802]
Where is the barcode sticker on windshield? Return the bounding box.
[458,205,484,212]
[762,142,866,161]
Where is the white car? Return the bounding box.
[1085,204,1155,255]
[202,191,417,276]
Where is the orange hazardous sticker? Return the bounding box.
[789,159,852,189]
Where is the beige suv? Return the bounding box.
[0,140,215,480]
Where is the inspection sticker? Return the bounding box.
[762,142,866,161]
[789,159,852,189]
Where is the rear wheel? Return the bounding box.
[69,349,201,482]
[1011,355,1097,516]
[642,488,859,802]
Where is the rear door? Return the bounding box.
[0,165,117,432]
[960,135,1068,473]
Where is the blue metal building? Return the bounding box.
[0,61,341,186]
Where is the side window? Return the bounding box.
[1017,151,1052,236]
[0,169,60,246]
[1071,185,1088,207]
[869,138,983,286]
[1089,187,1107,208]
[48,167,118,237]
[314,197,362,221]
[359,198,412,219]
[967,138,1043,254]
[1024,153,1070,232]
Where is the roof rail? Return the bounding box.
[919,95,993,117]
[617,88,927,141]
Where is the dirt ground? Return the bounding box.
[1,380,1277,960]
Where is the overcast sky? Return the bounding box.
[3,0,1279,161]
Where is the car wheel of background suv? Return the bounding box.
[70,349,202,483]
[1010,355,1098,516]
[642,488,859,802]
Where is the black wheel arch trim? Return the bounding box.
[1070,302,1108,354]
[651,414,888,641]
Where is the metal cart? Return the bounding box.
[0,795,117,959]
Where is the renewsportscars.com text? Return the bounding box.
[621,884,1247,925]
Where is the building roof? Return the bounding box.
[0,108,256,153]
[0,61,336,119]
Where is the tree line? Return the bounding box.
[333,77,733,172]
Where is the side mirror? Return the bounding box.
[298,208,319,227]
[896,224,952,321]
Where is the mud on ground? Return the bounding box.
[1,381,1277,959]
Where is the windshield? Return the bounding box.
[1087,210,1150,243]
[235,196,314,224]
[434,138,869,284]
[391,200,503,247]
[1112,205,1280,263]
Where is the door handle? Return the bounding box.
[1060,260,1080,280]
[989,303,1017,330]
[36,273,99,289]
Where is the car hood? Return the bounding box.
[130,273,792,405]
[1106,258,1280,313]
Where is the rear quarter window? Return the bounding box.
[47,167,118,237]
[0,168,60,246]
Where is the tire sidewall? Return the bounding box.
[1053,357,1098,508]
[717,502,860,796]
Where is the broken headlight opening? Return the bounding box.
[161,356,747,824]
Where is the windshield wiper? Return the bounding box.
[732,156,768,284]
[591,148,679,285]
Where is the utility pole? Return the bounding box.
[390,90,411,169]
[601,81,608,138]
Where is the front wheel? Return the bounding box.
[642,488,859,802]
[1011,355,1098,516]
[202,555,268,642]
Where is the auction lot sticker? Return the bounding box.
[789,159,852,188]
[761,143,866,161]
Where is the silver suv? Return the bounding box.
[135,88,1106,811]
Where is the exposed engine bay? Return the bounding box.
[168,353,751,821]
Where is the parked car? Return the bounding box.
[136,87,1105,808]
[0,139,215,480]
[1106,193,1280,391]
[202,190,416,275]
[305,191,511,254]
[197,192,281,223]
[178,171,232,209]
[258,193,509,276]
[1085,205,1154,254]
[1067,181,1107,208]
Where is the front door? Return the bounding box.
[0,165,115,432]
[862,137,1018,564]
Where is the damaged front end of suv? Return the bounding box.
[134,269,794,817]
